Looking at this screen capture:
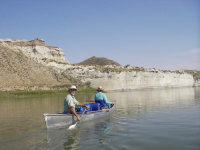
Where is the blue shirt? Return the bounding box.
[95,92,111,105]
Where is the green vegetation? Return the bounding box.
[100,66,129,73]
[85,81,91,87]
[184,70,200,80]
[0,87,96,98]
[96,65,145,73]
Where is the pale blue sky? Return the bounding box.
[0,0,199,70]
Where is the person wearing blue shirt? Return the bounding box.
[95,86,112,108]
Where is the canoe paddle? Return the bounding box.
[68,108,87,130]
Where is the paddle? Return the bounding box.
[68,108,87,130]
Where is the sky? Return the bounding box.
[0,0,199,70]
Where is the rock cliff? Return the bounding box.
[0,38,198,91]
[67,65,195,91]
[0,38,69,69]
[0,41,82,91]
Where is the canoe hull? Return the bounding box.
[44,106,115,128]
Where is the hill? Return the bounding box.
[76,56,120,66]
[0,44,82,91]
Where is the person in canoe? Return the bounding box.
[64,85,89,121]
[95,86,112,109]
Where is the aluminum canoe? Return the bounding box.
[43,105,115,128]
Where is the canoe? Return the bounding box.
[43,104,115,128]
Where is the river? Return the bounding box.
[0,87,200,150]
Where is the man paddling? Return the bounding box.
[64,85,89,121]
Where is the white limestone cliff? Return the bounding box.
[0,38,69,69]
[67,65,195,91]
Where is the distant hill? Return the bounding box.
[76,56,121,66]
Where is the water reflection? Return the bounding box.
[194,87,200,99]
[0,87,199,150]
[46,128,80,150]
[46,117,113,150]
[107,87,197,115]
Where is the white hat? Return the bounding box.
[97,86,103,91]
[69,85,77,90]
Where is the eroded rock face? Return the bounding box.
[0,42,82,91]
[0,38,69,69]
[0,38,197,91]
[67,65,195,91]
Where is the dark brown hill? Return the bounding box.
[76,56,120,66]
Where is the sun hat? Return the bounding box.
[97,86,103,91]
[69,85,77,90]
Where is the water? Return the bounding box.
[0,87,200,150]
